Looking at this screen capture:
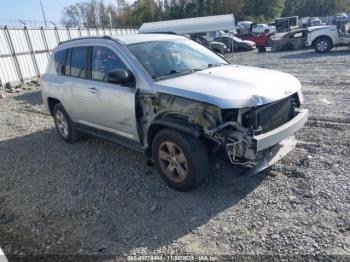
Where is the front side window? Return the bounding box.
[91,46,127,82]
[128,39,228,80]
[54,49,67,75]
[70,47,88,78]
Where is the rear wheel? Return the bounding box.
[53,103,81,143]
[152,129,209,191]
[258,46,266,52]
[314,37,332,53]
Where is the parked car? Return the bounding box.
[237,21,253,35]
[190,35,227,54]
[334,13,349,23]
[41,34,308,191]
[0,248,7,262]
[252,24,276,34]
[214,35,256,52]
[306,22,350,52]
[269,29,308,51]
[239,33,274,52]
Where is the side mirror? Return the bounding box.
[107,69,134,86]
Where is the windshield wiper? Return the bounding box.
[193,63,227,72]
[152,69,195,80]
[152,63,228,80]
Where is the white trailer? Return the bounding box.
[138,14,236,35]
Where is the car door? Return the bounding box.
[85,45,139,140]
[65,46,98,124]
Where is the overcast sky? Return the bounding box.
[1,0,135,23]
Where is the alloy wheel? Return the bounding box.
[317,41,329,52]
[55,110,69,138]
[158,141,189,183]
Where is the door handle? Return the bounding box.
[88,87,99,94]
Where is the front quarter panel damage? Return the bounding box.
[136,90,224,149]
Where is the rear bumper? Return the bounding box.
[253,109,308,152]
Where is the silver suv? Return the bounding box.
[42,34,308,191]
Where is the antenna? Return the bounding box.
[40,0,48,27]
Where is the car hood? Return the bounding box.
[242,40,256,46]
[153,65,303,109]
[308,25,335,32]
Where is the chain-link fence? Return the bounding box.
[0,27,138,89]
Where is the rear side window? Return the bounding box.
[70,47,88,78]
[54,50,67,75]
[91,46,127,82]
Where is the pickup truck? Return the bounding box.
[306,23,350,52]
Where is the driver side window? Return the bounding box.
[91,46,127,82]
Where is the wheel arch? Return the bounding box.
[312,35,334,48]
[147,117,202,153]
[47,97,61,116]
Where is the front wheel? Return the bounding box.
[314,37,332,53]
[152,129,209,191]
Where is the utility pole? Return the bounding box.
[40,0,48,27]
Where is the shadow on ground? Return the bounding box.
[13,91,42,106]
[0,127,265,258]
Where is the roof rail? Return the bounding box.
[139,31,178,35]
[58,35,115,45]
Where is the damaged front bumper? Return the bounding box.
[247,109,309,159]
[234,109,308,175]
[246,136,297,176]
[207,109,308,173]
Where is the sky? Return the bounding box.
[0,0,135,24]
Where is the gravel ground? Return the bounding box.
[0,48,350,261]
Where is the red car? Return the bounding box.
[238,33,274,52]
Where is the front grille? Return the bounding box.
[242,94,298,134]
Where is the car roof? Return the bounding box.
[58,34,186,47]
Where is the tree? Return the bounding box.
[61,0,114,28]
[61,0,350,28]
[244,0,286,21]
[61,5,82,27]
[283,0,350,17]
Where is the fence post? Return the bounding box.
[87,28,91,36]
[54,26,60,43]
[67,27,72,39]
[23,26,40,77]
[78,27,82,37]
[4,26,23,83]
[40,26,50,59]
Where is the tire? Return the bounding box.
[314,37,332,53]
[258,46,266,53]
[152,129,209,191]
[53,103,81,143]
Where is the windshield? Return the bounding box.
[128,39,229,80]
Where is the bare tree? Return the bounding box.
[61,4,82,27]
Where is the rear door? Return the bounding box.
[67,46,98,123]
